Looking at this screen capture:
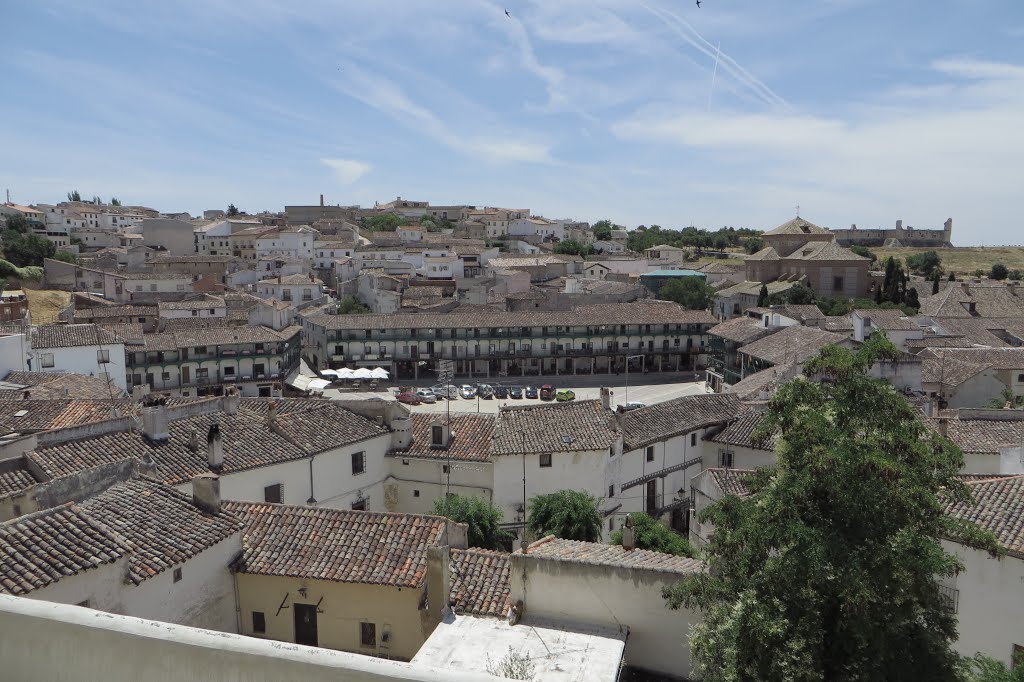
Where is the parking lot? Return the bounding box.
[316,379,708,414]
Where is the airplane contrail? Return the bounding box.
[708,40,721,112]
[640,2,788,109]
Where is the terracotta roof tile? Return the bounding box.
[707,410,777,451]
[739,325,845,365]
[493,401,617,456]
[622,393,741,450]
[708,317,778,344]
[945,475,1024,555]
[707,467,755,498]
[0,467,40,496]
[521,536,702,575]
[0,505,129,596]
[78,478,242,584]
[225,501,447,587]
[390,414,495,462]
[764,218,829,235]
[0,371,127,401]
[928,415,1024,454]
[449,549,511,617]
[31,324,124,349]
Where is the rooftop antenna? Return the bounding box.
[795,204,801,217]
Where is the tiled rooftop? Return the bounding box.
[764,217,829,235]
[225,501,447,587]
[493,400,617,456]
[921,356,988,387]
[0,399,131,435]
[739,325,846,366]
[707,467,755,498]
[73,304,158,320]
[945,475,1024,556]
[725,364,795,401]
[157,295,226,311]
[707,317,777,344]
[854,308,919,331]
[79,478,242,584]
[0,466,41,497]
[924,347,1024,370]
[389,413,495,462]
[0,505,129,596]
[917,283,1024,319]
[449,548,511,617]
[31,324,124,349]
[706,410,777,451]
[622,393,741,450]
[928,415,1024,454]
[0,371,127,401]
[27,399,387,485]
[521,536,703,575]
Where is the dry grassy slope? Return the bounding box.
[873,246,1024,277]
[24,289,71,324]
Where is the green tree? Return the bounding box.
[226,203,239,217]
[960,654,1024,682]
[592,219,614,241]
[949,272,957,281]
[743,237,765,255]
[362,213,403,232]
[664,335,998,682]
[90,195,103,205]
[1009,270,1024,281]
[990,263,1009,281]
[3,213,29,233]
[67,190,81,202]
[2,230,56,267]
[610,513,695,557]
[768,282,816,306]
[552,240,593,257]
[110,197,122,206]
[973,269,986,279]
[336,296,370,315]
[528,490,602,542]
[432,494,509,550]
[757,284,769,307]
[905,286,920,310]
[906,250,942,278]
[849,244,877,263]
[659,277,716,310]
[52,251,78,264]
[933,273,941,295]
[985,387,1024,409]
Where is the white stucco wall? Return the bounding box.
[941,541,1024,667]
[948,370,1011,409]
[385,458,494,516]
[22,555,131,613]
[33,342,128,390]
[492,449,608,527]
[510,554,703,680]
[121,535,241,633]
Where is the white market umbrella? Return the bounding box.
[307,378,331,391]
[370,367,390,379]
[352,368,373,379]
[338,368,356,379]
[320,369,340,378]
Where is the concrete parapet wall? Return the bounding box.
[0,595,494,682]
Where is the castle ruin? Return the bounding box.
[830,218,953,248]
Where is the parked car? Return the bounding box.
[478,384,494,399]
[435,384,460,400]
[414,389,437,404]
[555,390,576,402]
[525,385,538,399]
[397,392,422,405]
[622,401,647,411]
[509,385,524,399]
[493,385,508,399]
[460,384,476,399]
[540,384,555,400]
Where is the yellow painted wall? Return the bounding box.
[235,573,432,662]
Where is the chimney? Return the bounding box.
[141,396,170,442]
[599,386,612,411]
[207,423,224,470]
[961,281,970,293]
[938,416,949,439]
[425,545,452,624]
[319,193,324,207]
[189,429,199,452]
[390,415,414,450]
[266,400,278,430]
[622,515,636,550]
[191,473,221,515]
[223,386,240,415]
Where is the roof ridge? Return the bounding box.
[225,499,451,523]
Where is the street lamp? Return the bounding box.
[624,354,645,406]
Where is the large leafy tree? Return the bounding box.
[362,213,403,232]
[611,513,695,557]
[990,263,1009,281]
[592,219,614,241]
[906,250,942,278]
[3,213,29,233]
[432,494,509,550]
[552,239,593,256]
[336,296,370,315]
[528,490,602,542]
[659,277,716,310]
[664,334,998,682]
[2,230,56,267]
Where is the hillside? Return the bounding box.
[873,246,1024,277]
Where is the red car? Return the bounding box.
[397,392,422,405]
[540,384,555,400]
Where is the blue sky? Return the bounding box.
[2,0,1023,244]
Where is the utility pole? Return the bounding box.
[624,354,644,406]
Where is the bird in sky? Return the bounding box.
[505,9,511,17]
[696,0,702,7]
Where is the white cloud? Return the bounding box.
[321,158,371,185]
